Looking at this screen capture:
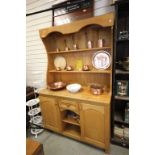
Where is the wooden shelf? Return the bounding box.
[117,39,129,43]
[62,118,80,126]
[115,95,129,101]
[115,69,129,74]
[63,125,81,139]
[48,47,111,54]
[114,111,129,126]
[39,88,111,105]
[114,120,129,126]
[49,69,112,74]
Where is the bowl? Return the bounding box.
[66,83,81,93]
[90,84,104,95]
[48,82,66,90]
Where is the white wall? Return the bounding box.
[26,0,114,88]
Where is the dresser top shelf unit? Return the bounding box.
[39,12,114,105]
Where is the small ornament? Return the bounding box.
[56,48,60,52]
[65,47,69,51]
[87,40,92,49]
[66,65,73,71]
[56,67,61,71]
[73,44,78,50]
[98,39,104,48]
[82,65,90,71]
[76,59,83,71]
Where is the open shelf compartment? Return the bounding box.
[61,110,80,126]
[63,124,81,139]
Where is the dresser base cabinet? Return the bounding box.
[39,93,110,152]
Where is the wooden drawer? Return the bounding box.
[58,99,79,113]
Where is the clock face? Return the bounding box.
[92,51,111,70]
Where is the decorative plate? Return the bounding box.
[28,107,41,116]
[54,56,66,70]
[30,116,42,125]
[92,51,111,69]
[26,98,40,107]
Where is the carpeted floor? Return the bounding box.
[27,130,129,155]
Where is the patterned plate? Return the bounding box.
[30,116,42,124]
[28,107,41,116]
[92,51,111,69]
[26,98,40,107]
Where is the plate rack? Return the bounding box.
[26,98,44,138]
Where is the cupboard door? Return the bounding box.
[80,103,105,147]
[39,96,61,132]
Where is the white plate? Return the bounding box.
[54,56,66,70]
[28,107,41,116]
[30,116,42,124]
[92,51,111,69]
[26,98,40,107]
